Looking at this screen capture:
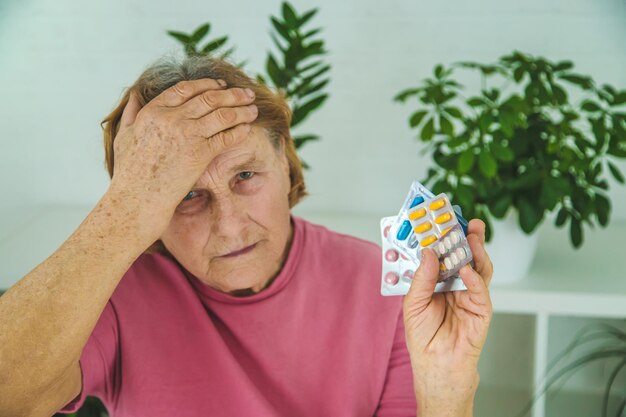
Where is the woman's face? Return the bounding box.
[159,126,293,296]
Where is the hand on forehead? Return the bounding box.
[192,129,269,187]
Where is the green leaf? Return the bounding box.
[581,100,602,112]
[302,27,322,39]
[539,181,560,211]
[394,88,421,103]
[457,149,475,174]
[440,114,454,135]
[434,64,444,79]
[293,134,319,149]
[191,23,210,42]
[479,112,494,132]
[454,183,475,208]
[594,192,610,226]
[291,94,327,126]
[559,73,593,90]
[201,36,228,54]
[612,91,626,106]
[444,106,463,119]
[266,54,283,87]
[300,78,330,97]
[282,2,298,26]
[298,8,318,26]
[167,31,191,44]
[421,117,435,141]
[554,60,574,72]
[467,97,486,107]
[432,178,450,195]
[513,66,525,83]
[552,83,567,105]
[555,207,568,226]
[298,60,324,74]
[518,197,542,234]
[409,110,428,128]
[271,16,292,41]
[479,151,498,178]
[491,142,515,161]
[490,194,512,218]
[608,161,625,184]
[570,217,583,247]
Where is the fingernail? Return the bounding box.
[245,88,255,98]
[249,104,258,115]
[217,79,227,87]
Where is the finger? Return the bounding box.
[404,248,439,310]
[458,263,491,309]
[120,89,142,129]
[466,233,493,286]
[181,87,256,119]
[191,104,259,140]
[467,218,486,244]
[205,123,253,155]
[152,78,227,108]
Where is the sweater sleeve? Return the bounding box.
[374,309,417,417]
[56,300,120,413]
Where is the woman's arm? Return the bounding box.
[0,189,154,416]
[0,78,258,417]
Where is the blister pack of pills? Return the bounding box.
[381,217,468,295]
[380,181,473,295]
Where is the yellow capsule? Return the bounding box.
[420,235,438,247]
[414,222,432,234]
[435,212,452,224]
[408,208,426,221]
[441,227,452,236]
[429,199,446,211]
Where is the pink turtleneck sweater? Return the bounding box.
[58,215,417,416]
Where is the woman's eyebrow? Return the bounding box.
[190,156,264,189]
[230,156,263,173]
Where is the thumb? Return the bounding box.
[405,248,439,305]
[120,89,142,128]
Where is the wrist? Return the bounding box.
[413,370,479,417]
[98,187,169,248]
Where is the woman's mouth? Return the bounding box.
[222,243,258,258]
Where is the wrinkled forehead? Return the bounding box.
[192,126,274,187]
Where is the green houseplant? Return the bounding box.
[394,51,626,248]
[516,321,626,417]
[168,2,331,167]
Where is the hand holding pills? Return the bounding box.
[402,218,494,415]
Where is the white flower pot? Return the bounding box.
[484,208,540,285]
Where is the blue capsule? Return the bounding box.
[396,220,412,240]
[409,196,425,209]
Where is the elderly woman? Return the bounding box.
[0,56,493,417]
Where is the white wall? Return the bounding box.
[0,0,625,220]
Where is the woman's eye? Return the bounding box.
[183,191,196,201]
[238,171,255,181]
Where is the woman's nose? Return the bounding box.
[210,195,248,237]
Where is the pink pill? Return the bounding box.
[403,269,415,280]
[384,272,399,285]
[385,249,399,262]
[401,254,409,260]
[383,225,391,238]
